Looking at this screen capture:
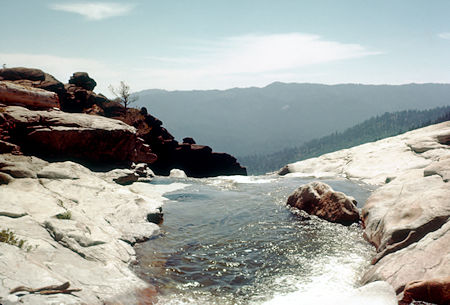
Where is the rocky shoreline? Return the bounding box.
[1,66,448,304]
[0,67,244,305]
[281,121,450,304]
[0,154,188,305]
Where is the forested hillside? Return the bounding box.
[137,83,450,156]
[238,106,450,174]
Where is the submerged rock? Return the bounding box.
[286,181,360,225]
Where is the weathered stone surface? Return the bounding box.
[282,121,450,185]
[0,67,45,81]
[0,154,187,304]
[286,181,360,225]
[0,81,60,109]
[362,221,450,296]
[0,67,65,98]
[282,122,450,303]
[2,106,157,165]
[424,155,450,182]
[68,72,97,91]
[362,172,450,263]
[400,277,450,305]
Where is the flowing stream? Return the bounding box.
[134,175,390,305]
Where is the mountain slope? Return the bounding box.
[136,83,450,156]
[239,106,450,174]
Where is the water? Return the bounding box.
[134,175,384,305]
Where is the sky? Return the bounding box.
[1,0,450,96]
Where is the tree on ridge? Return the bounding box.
[109,81,138,110]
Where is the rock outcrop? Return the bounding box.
[0,67,247,177]
[0,68,108,113]
[286,181,360,225]
[0,81,60,109]
[119,108,247,177]
[68,72,97,91]
[0,154,186,305]
[1,105,156,165]
[281,121,450,303]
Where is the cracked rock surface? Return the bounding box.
[0,154,186,305]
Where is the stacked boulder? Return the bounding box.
[119,107,247,177]
[0,67,247,177]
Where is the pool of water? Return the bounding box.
[134,175,380,305]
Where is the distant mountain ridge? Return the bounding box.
[136,82,450,156]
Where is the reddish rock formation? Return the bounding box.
[68,72,97,91]
[400,277,450,305]
[0,67,247,177]
[0,68,107,113]
[120,109,247,177]
[286,181,360,225]
[0,81,60,109]
[1,106,156,165]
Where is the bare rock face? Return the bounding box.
[0,81,60,109]
[1,106,157,165]
[354,123,450,303]
[282,122,450,185]
[0,154,185,304]
[286,181,360,225]
[361,170,450,264]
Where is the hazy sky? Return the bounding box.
[1,1,450,95]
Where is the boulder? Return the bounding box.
[68,72,97,91]
[0,67,65,97]
[0,67,45,81]
[182,137,196,144]
[2,106,157,165]
[0,81,60,109]
[400,277,450,305]
[63,83,110,113]
[169,168,187,178]
[286,181,360,225]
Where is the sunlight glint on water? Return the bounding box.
[134,175,393,305]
